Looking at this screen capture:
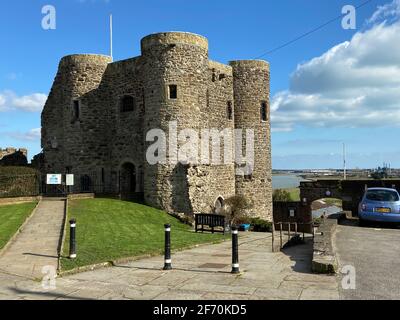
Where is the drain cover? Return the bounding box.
[198,263,229,269]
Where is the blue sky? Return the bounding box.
[0,0,399,169]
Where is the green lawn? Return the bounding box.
[0,202,37,250]
[61,199,228,271]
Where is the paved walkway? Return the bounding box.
[0,232,339,300]
[0,199,65,280]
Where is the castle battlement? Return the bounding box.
[41,31,273,220]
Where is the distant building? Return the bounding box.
[0,148,28,166]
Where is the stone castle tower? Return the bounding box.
[41,32,272,220]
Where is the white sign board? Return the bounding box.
[47,174,62,185]
[66,174,74,186]
[289,209,295,218]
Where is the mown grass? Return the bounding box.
[61,199,229,271]
[0,202,37,250]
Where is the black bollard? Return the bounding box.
[163,224,172,270]
[69,219,77,259]
[231,226,240,274]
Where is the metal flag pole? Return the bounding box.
[343,143,347,180]
[110,14,113,62]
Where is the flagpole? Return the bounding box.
[343,143,347,180]
[110,14,113,62]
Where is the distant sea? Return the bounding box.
[272,174,308,190]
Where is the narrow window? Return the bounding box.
[261,102,268,122]
[227,101,233,120]
[73,100,80,121]
[101,168,105,183]
[169,85,177,99]
[121,95,135,112]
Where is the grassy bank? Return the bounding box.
[286,188,300,201]
[61,199,228,271]
[0,202,37,250]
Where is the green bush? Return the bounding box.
[0,166,38,176]
[250,218,273,233]
[273,189,292,202]
[0,167,40,198]
[223,195,253,225]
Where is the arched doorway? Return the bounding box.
[120,163,137,200]
[215,197,225,215]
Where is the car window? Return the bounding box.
[366,190,399,202]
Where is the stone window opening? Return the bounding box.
[169,85,178,99]
[212,69,217,82]
[260,102,268,122]
[121,95,135,113]
[227,102,233,121]
[219,74,226,81]
[72,100,80,121]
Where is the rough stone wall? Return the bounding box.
[95,57,145,194]
[230,60,273,221]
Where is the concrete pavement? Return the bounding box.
[335,219,400,300]
[0,199,65,280]
[0,232,339,300]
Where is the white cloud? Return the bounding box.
[368,0,400,24]
[271,0,400,132]
[7,128,41,142]
[0,90,47,112]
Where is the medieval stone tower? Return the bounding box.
[41,32,273,221]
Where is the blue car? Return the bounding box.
[358,188,400,225]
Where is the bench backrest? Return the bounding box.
[195,214,225,227]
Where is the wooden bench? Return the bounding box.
[195,214,226,235]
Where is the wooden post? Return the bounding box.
[279,223,283,249]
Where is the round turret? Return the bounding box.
[41,54,111,173]
[229,59,272,220]
[141,32,209,212]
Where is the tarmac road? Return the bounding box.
[335,219,400,300]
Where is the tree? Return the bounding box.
[223,195,253,226]
[273,189,292,202]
